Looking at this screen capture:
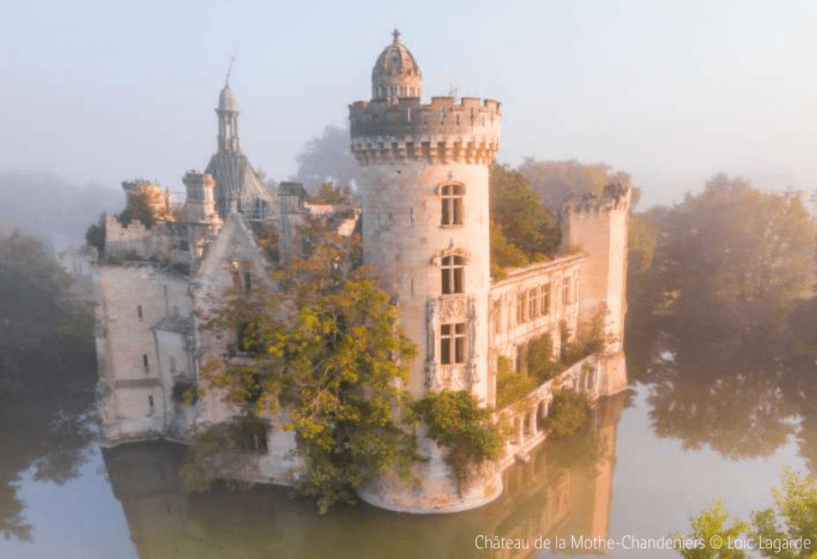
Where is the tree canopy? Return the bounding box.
[489,163,560,278]
[292,125,360,192]
[0,230,92,393]
[191,222,419,512]
[0,229,97,542]
[628,174,815,342]
[517,158,611,212]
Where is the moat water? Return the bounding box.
[1,327,814,559]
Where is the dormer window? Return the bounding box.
[441,255,464,294]
[441,184,463,226]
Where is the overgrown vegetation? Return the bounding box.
[496,356,539,409]
[544,390,591,438]
[189,222,420,512]
[496,318,604,409]
[0,230,92,393]
[410,390,504,492]
[180,414,271,492]
[560,311,607,366]
[671,469,817,559]
[116,183,171,229]
[84,213,106,254]
[489,163,560,279]
[306,182,353,205]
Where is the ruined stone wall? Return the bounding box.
[487,255,584,405]
[105,216,176,262]
[560,186,631,352]
[94,264,193,444]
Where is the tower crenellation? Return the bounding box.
[349,97,500,165]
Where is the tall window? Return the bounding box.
[137,305,143,320]
[441,323,466,364]
[563,278,571,306]
[440,184,463,226]
[516,291,527,324]
[441,255,464,294]
[529,288,539,319]
[541,284,551,315]
[493,300,502,334]
[169,356,176,375]
[231,263,251,293]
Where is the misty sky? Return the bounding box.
[2,0,816,209]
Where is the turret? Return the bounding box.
[216,82,240,152]
[349,31,502,513]
[183,170,219,225]
[560,180,632,353]
[183,170,221,259]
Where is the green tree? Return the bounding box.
[293,125,360,192]
[544,389,591,438]
[193,222,418,512]
[84,212,106,254]
[752,469,817,559]
[489,163,560,277]
[517,157,611,212]
[489,220,530,279]
[0,230,96,542]
[649,175,814,341]
[410,390,504,491]
[672,471,817,559]
[671,499,749,559]
[0,230,91,392]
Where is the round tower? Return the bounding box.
[349,32,501,512]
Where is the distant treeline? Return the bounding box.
[628,173,815,345]
[0,170,122,250]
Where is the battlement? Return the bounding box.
[349,96,501,165]
[561,183,632,217]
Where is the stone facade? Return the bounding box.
[92,32,630,514]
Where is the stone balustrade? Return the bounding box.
[497,354,600,470]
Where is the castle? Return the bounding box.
[93,31,630,513]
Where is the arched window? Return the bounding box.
[441,184,463,226]
[441,255,464,294]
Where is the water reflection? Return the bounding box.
[0,367,97,542]
[627,323,811,463]
[103,392,626,559]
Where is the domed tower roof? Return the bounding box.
[218,82,237,112]
[372,30,422,102]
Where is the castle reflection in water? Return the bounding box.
[103,389,626,559]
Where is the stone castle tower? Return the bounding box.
[560,182,631,396]
[349,31,502,511]
[349,30,500,404]
[560,182,631,352]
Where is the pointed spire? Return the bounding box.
[225,56,235,86]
